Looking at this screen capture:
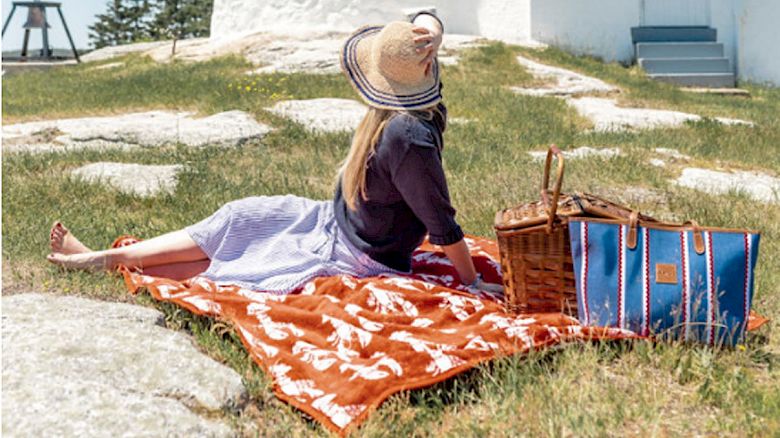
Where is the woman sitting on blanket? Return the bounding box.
[47,13,504,296]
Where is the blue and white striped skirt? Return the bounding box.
[185,195,400,293]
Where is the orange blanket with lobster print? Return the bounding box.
[118,235,764,434]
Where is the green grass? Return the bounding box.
[3,42,779,436]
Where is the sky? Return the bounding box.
[2,0,108,51]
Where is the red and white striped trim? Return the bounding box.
[743,233,752,324]
[641,228,650,336]
[680,231,691,341]
[580,223,590,325]
[617,225,626,329]
[705,231,716,345]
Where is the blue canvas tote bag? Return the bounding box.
[568,216,760,345]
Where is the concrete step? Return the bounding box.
[649,72,736,88]
[639,57,731,74]
[636,42,724,59]
[631,26,717,43]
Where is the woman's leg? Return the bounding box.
[50,222,93,255]
[47,228,208,271]
[142,260,211,280]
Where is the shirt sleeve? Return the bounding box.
[390,121,463,246]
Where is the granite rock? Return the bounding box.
[2,293,246,437]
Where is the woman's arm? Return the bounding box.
[441,239,504,296]
[412,13,443,36]
[411,13,443,76]
[387,120,503,295]
[441,239,477,284]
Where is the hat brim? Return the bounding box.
[341,25,442,111]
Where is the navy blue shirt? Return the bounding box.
[334,103,464,272]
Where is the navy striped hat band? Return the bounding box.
[340,23,442,111]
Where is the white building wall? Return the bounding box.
[437,1,479,35]
[524,0,779,85]
[736,0,780,86]
[529,0,640,63]
[476,0,532,44]
[708,0,738,70]
[210,0,778,86]
[210,0,491,40]
[210,0,415,40]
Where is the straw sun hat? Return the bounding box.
[341,21,441,111]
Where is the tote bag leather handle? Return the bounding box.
[683,220,706,254]
[624,216,705,255]
[626,211,640,249]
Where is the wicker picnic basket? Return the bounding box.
[495,145,654,315]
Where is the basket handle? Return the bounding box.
[540,145,565,233]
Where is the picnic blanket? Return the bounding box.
[117,235,767,435]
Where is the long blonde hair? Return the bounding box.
[339,105,446,210]
[339,107,396,210]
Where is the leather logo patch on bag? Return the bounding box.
[656,263,678,284]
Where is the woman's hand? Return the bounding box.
[439,239,504,299]
[468,275,504,300]
[474,278,504,295]
[411,15,443,76]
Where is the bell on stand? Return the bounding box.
[21,5,51,59]
[2,1,80,63]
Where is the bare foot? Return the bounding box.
[50,222,92,255]
[46,252,110,271]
